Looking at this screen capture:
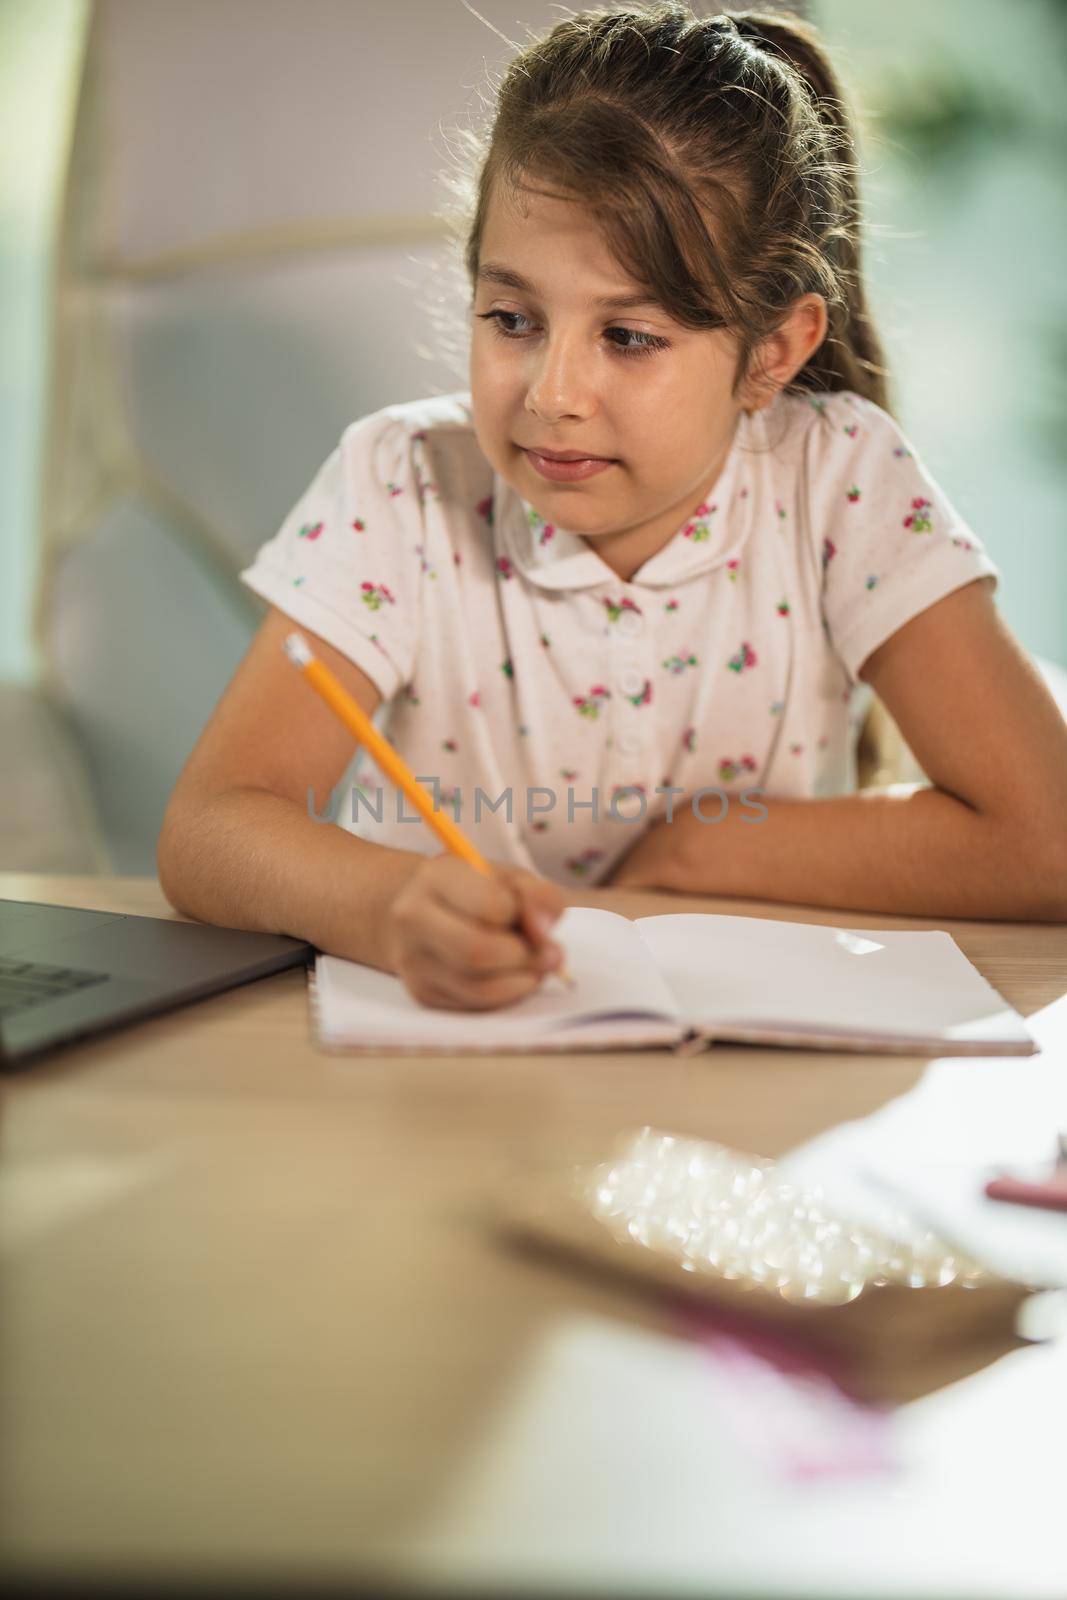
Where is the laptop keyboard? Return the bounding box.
[0,955,109,1018]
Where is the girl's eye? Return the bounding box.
[475,309,670,360]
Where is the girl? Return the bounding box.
[158,4,1067,1013]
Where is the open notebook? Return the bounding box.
[308,907,1038,1057]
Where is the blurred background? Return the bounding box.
[1,0,1065,876]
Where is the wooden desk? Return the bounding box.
[3,873,1066,1595]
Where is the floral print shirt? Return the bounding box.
[238,387,1001,886]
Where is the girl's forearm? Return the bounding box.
[651,784,1067,923]
[157,785,425,970]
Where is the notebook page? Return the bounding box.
[313,906,685,1052]
[634,914,1034,1051]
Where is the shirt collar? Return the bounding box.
[494,406,760,592]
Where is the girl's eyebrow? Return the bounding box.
[477,261,662,312]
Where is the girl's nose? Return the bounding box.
[526,332,598,413]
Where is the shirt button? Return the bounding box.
[618,732,642,756]
[617,610,643,638]
[617,665,646,697]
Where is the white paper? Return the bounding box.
[778,992,1067,1286]
[402,1310,1067,1597]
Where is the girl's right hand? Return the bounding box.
[384,853,568,1011]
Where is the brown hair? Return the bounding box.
[432,2,895,425]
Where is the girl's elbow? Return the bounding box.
[1023,856,1067,922]
[1038,827,1067,920]
[1043,869,1067,923]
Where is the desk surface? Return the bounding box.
[3,872,1066,1596]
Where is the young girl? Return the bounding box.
[158,3,1067,1012]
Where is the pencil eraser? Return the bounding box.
[284,632,313,669]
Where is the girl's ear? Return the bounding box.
[743,293,830,412]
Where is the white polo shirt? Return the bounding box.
[239,386,1001,886]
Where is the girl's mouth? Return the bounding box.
[522,449,617,483]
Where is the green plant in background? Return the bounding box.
[868,66,1030,182]
[855,0,1067,471]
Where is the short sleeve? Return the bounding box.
[238,407,425,702]
[803,392,1002,688]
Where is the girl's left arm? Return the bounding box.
[608,576,1067,921]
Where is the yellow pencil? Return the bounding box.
[282,631,575,990]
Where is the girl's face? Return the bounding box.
[469,183,748,583]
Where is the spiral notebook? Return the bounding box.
[308,907,1037,1057]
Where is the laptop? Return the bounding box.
[0,898,315,1068]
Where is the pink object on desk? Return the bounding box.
[678,1305,896,1482]
[985,1169,1067,1213]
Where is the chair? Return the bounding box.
[14,0,479,873]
